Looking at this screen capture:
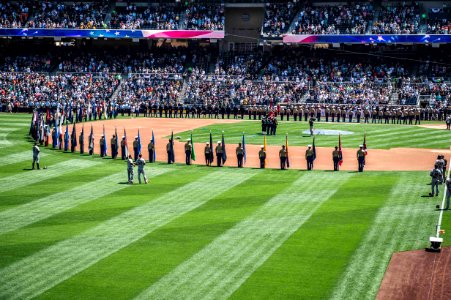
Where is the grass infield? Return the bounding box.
[175,120,451,149]
[0,113,450,299]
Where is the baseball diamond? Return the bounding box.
[1,2,451,298]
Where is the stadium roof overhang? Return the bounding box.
[283,34,451,44]
[0,29,225,40]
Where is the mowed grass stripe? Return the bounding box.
[331,173,436,300]
[137,172,353,300]
[0,132,13,146]
[0,151,48,167]
[0,170,255,300]
[0,168,171,236]
[0,160,99,193]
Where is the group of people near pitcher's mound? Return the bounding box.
[430,155,451,210]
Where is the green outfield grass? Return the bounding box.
[175,121,451,149]
[0,113,450,300]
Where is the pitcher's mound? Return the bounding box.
[377,246,451,300]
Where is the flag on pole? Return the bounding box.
[209,131,214,164]
[64,122,69,151]
[221,131,227,164]
[190,131,196,161]
[363,132,368,155]
[55,119,59,148]
[123,128,129,158]
[151,129,156,161]
[102,125,107,156]
[338,133,343,166]
[242,133,246,164]
[312,137,317,161]
[169,131,175,163]
[285,133,290,168]
[137,129,142,155]
[114,127,119,158]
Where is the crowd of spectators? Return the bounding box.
[1,55,53,72]
[0,72,119,108]
[291,3,373,35]
[109,3,182,30]
[371,2,421,34]
[183,2,224,30]
[0,1,29,28]
[263,1,301,37]
[26,1,107,29]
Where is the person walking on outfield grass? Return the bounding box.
[136,154,148,184]
[259,145,266,169]
[236,143,244,168]
[357,145,366,172]
[127,154,134,184]
[215,141,223,167]
[430,165,442,197]
[279,145,287,170]
[332,146,340,171]
[185,139,192,165]
[309,118,315,136]
[32,142,41,170]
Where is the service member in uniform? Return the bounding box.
[430,164,442,197]
[99,135,106,157]
[135,154,148,184]
[357,145,366,172]
[32,142,41,170]
[305,145,314,171]
[259,145,266,169]
[309,117,315,136]
[133,137,139,161]
[185,139,192,165]
[215,141,223,167]
[332,146,340,171]
[148,139,155,163]
[127,154,135,184]
[443,178,451,210]
[279,145,287,170]
[166,139,174,164]
[79,130,84,154]
[204,142,212,166]
[111,134,117,159]
[236,142,244,168]
[121,136,126,160]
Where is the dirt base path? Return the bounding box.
[75,118,448,171]
[377,247,451,300]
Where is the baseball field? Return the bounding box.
[0,113,450,299]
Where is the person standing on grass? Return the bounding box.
[185,139,192,165]
[99,135,106,157]
[446,116,451,130]
[430,164,442,197]
[148,139,155,163]
[236,143,244,168]
[32,142,40,170]
[215,141,223,167]
[305,145,314,171]
[279,145,287,170]
[309,117,315,136]
[127,154,135,184]
[259,145,266,169]
[135,154,148,184]
[204,142,212,166]
[442,178,451,210]
[357,145,366,172]
[332,146,340,171]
